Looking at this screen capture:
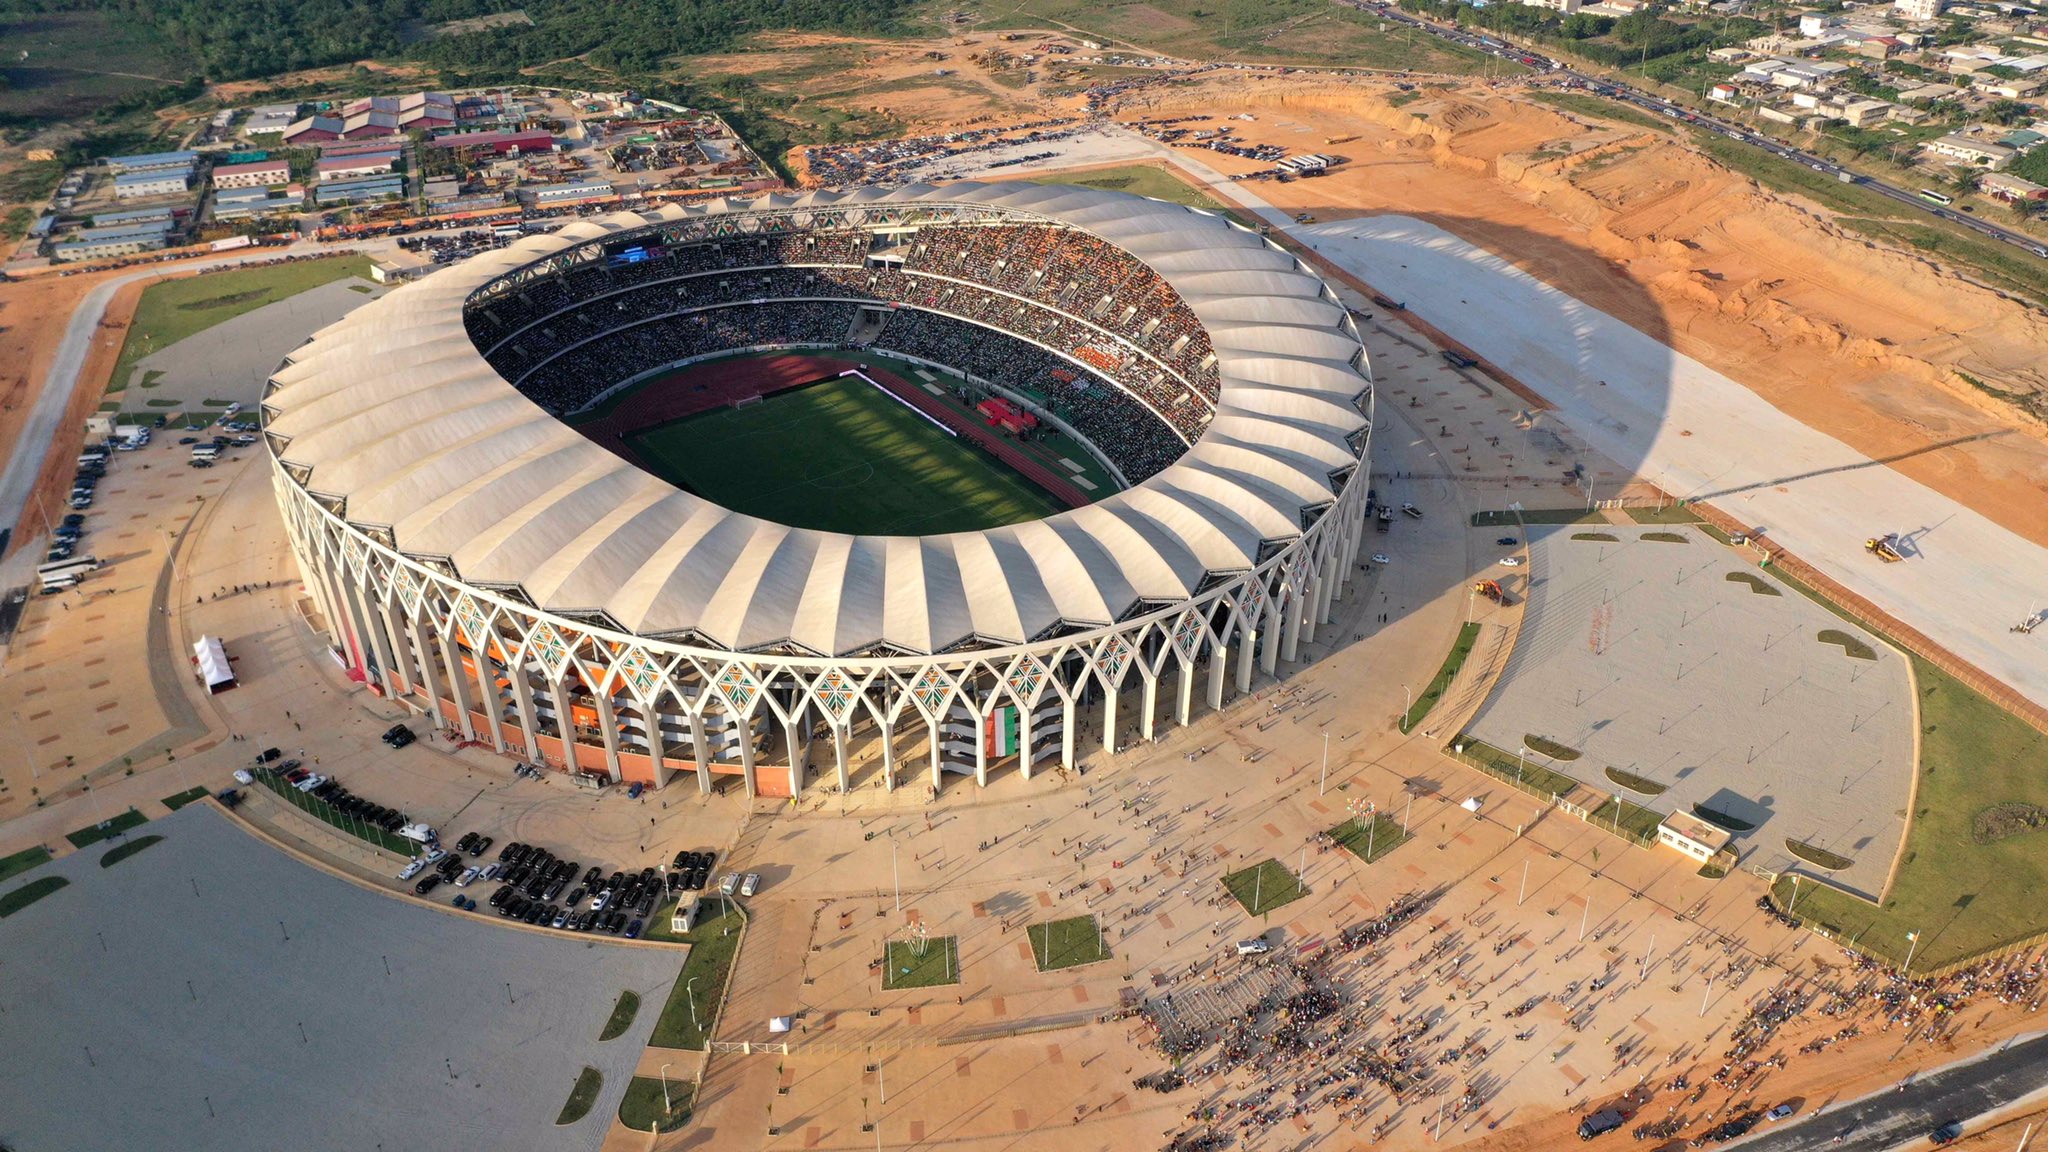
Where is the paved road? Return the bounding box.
[1334,0,2048,263]
[0,245,380,587]
[1730,1031,2048,1151]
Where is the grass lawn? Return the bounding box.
[65,808,147,849]
[626,376,1064,536]
[1588,796,1666,846]
[100,834,164,868]
[1624,505,1702,525]
[111,255,373,389]
[1017,164,1252,227]
[618,1076,694,1133]
[1404,622,1481,732]
[1526,90,1672,134]
[0,875,69,918]
[1025,915,1110,971]
[1223,859,1307,916]
[254,770,415,855]
[648,898,745,1050]
[0,846,51,884]
[1773,647,2048,972]
[555,1066,603,1125]
[161,786,210,811]
[1452,737,1582,802]
[599,990,641,1041]
[1470,508,1601,527]
[883,934,963,986]
[973,0,1499,73]
[1328,814,1410,864]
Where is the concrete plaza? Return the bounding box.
[1465,523,1912,897]
[0,804,681,1152]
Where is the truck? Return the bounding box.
[209,235,254,253]
[1401,502,1423,519]
[1376,506,1394,533]
[1865,535,1903,563]
[1474,579,1508,605]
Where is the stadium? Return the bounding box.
[263,182,1374,798]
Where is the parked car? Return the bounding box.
[625,918,644,939]
[398,859,427,881]
[740,872,761,897]
[1236,938,1270,955]
[413,874,442,896]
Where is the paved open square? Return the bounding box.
[1466,522,1912,896]
[0,805,683,1152]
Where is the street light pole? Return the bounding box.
[686,977,699,1032]
[1579,899,1590,942]
[1517,859,1529,906]
[1903,930,1921,974]
[1700,975,1713,1017]
[1318,732,1329,796]
[892,836,901,913]
[1517,745,1527,787]
[661,1062,673,1115]
[1400,684,1411,732]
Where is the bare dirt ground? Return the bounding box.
[0,269,146,548]
[1103,75,2048,549]
[694,30,1059,143]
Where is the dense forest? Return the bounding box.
[0,0,915,82]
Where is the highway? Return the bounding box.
[1726,1031,2048,1151]
[1336,0,2048,263]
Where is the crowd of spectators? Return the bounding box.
[872,311,1184,483]
[514,301,862,414]
[468,221,1231,477]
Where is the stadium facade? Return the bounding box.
[265,183,1374,797]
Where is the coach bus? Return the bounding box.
[37,557,100,588]
[1918,188,1954,206]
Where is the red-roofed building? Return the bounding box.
[426,129,556,157]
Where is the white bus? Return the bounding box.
[37,557,101,587]
[1917,188,1953,206]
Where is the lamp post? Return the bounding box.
[892,836,901,913]
[661,1062,674,1116]
[686,976,700,1032]
[1400,684,1412,732]
[1903,930,1921,975]
[1318,732,1330,796]
[1517,744,1528,787]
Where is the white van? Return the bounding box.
[397,823,440,846]
[190,445,220,460]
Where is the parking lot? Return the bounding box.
[0,804,683,1152]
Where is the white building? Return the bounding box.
[1895,0,1944,20]
[113,168,192,200]
[212,159,290,189]
[1924,134,2017,167]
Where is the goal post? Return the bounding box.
[732,394,764,410]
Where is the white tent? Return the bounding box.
[1460,797,1482,814]
[768,1016,792,1034]
[193,636,236,693]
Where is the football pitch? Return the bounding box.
[626,376,1067,536]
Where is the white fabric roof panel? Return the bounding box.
[268,183,1371,657]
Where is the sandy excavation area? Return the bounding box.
[1101,75,2048,548]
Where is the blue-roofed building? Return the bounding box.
[113,165,194,200]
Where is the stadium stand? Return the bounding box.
[466,222,1224,483]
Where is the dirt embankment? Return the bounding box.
[1114,76,2048,546]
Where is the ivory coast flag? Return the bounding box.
[987,706,1020,757]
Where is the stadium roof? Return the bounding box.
[265,183,1371,657]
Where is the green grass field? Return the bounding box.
[648,898,745,1049]
[883,935,962,987]
[0,846,50,884]
[627,376,1065,536]
[617,1076,694,1133]
[161,786,210,811]
[0,875,68,918]
[1404,622,1481,732]
[65,808,147,849]
[1223,859,1307,916]
[1025,916,1110,971]
[1328,815,1410,864]
[111,256,374,390]
[599,990,642,1041]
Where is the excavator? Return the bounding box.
[1474,579,1509,605]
